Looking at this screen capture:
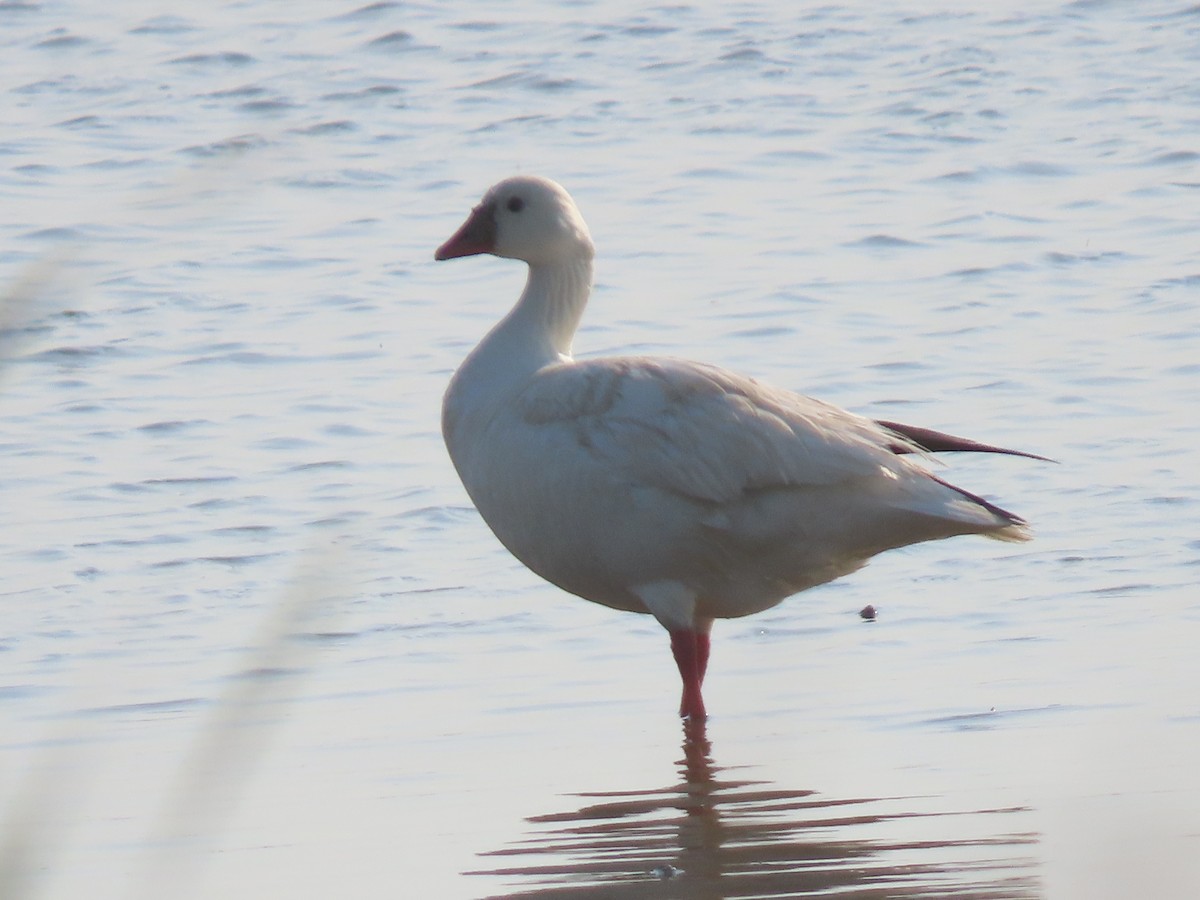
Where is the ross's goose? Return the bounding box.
[436,175,1043,720]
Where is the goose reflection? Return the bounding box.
[470,720,1039,899]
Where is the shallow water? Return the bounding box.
[2,2,1199,898]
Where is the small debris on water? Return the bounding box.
[650,864,682,880]
[859,604,876,621]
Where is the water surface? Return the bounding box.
[2,2,1199,898]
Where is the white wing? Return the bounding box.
[518,356,918,505]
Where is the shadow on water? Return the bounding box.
[469,720,1040,899]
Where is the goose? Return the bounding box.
[436,175,1042,720]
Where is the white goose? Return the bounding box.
[437,175,1041,720]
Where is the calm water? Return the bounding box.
[2,2,1198,898]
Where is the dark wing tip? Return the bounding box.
[876,420,1055,463]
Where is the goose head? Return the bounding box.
[435,175,594,267]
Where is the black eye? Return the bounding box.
[506,196,525,213]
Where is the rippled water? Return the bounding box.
[2,2,1199,898]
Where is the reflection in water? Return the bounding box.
[470,721,1039,899]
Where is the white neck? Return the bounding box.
[473,253,593,374]
[506,254,594,362]
[444,253,594,427]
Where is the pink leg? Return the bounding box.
[670,621,714,720]
[695,629,711,686]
